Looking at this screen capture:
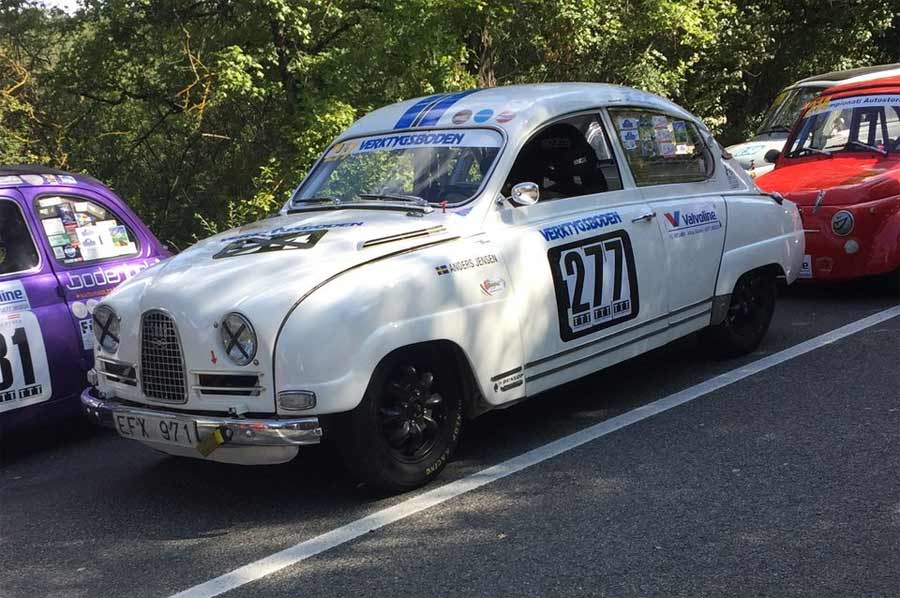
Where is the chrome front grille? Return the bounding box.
[140,311,187,403]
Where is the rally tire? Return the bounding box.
[330,348,463,493]
[701,268,777,358]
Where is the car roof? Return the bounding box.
[790,63,900,89]
[820,75,900,99]
[338,82,700,141]
[0,164,104,187]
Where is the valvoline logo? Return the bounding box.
[663,208,721,238]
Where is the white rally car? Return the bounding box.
[82,83,804,491]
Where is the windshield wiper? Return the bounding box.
[357,192,429,206]
[287,195,345,214]
[793,146,832,158]
[846,140,888,156]
[759,126,790,134]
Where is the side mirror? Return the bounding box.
[510,181,539,206]
[764,149,781,164]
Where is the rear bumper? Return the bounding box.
[81,389,322,462]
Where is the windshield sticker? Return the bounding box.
[807,94,900,116]
[221,221,363,243]
[539,212,623,242]
[0,281,30,314]
[325,130,502,161]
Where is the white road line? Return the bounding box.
[171,304,900,598]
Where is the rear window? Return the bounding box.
[34,195,139,265]
[609,109,714,187]
[0,200,40,276]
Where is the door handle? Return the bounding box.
[631,211,656,223]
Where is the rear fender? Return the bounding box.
[715,195,804,296]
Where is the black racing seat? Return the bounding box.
[504,122,608,200]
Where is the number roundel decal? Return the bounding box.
[0,311,52,413]
[548,230,639,341]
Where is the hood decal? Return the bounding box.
[214,229,328,259]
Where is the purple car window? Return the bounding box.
[34,195,139,265]
[0,200,40,276]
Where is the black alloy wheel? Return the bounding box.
[701,269,777,358]
[329,348,463,493]
[378,366,446,462]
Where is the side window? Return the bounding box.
[34,195,139,265]
[610,109,714,186]
[503,113,623,201]
[0,200,40,276]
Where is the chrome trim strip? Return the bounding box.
[525,298,711,370]
[525,304,713,382]
[361,225,446,248]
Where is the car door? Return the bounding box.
[0,192,61,416]
[609,108,726,327]
[490,112,669,394]
[20,186,155,360]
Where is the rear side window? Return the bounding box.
[34,195,139,265]
[0,200,40,276]
[610,109,714,186]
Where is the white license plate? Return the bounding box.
[113,411,198,448]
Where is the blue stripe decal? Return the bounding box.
[394,94,448,129]
[416,89,480,127]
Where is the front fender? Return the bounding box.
[716,195,804,295]
[273,238,525,415]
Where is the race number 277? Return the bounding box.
[549,230,640,341]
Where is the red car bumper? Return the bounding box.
[798,196,900,281]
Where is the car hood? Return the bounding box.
[726,138,785,170]
[103,207,467,379]
[756,155,900,206]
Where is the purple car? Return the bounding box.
[0,166,169,433]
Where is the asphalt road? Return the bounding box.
[1,279,898,598]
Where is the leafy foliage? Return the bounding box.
[1,0,897,247]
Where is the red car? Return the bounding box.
[756,76,900,290]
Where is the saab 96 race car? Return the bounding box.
[81,83,804,492]
[0,166,168,434]
[756,76,900,289]
[727,63,900,177]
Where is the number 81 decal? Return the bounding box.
[548,230,640,341]
[0,311,51,413]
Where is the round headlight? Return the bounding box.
[93,305,120,352]
[220,313,257,366]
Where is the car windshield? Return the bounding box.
[757,86,825,135]
[292,129,504,206]
[786,93,900,157]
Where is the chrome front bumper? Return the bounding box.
[80,389,322,447]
